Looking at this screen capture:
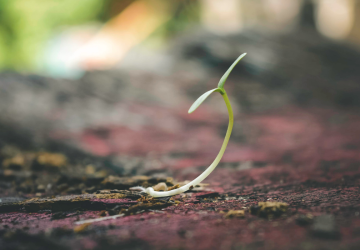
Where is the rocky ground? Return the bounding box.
[1,27,360,250]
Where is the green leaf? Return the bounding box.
[188,88,219,114]
[217,53,247,89]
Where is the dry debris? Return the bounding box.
[121,196,173,215]
[152,182,168,191]
[95,190,142,200]
[36,152,67,168]
[2,155,25,169]
[0,191,143,213]
[98,210,108,217]
[224,210,245,219]
[95,193,127,199]
[101,175,174,190]
[73,223,91,233]
[176,181,209,192]
[168,184,181,191]
[250,201,288,219]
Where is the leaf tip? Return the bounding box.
[217,53,247,89]
[188,88,219,114]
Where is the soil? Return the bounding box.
[1,26,360,249]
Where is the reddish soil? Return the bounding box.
[1,25,360,249]
[1,103,360,250]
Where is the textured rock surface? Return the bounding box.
[1,28,360,249]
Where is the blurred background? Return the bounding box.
[1,0,360,74]
[1,0,360,186]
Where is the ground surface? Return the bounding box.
[1,28,360,250]
[1,103,360,250]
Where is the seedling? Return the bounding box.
[132,53,247,197]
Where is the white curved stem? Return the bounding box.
[145,90,233,197]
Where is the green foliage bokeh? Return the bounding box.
[0,0,106,71]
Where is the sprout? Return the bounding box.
[133,53,247,197]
